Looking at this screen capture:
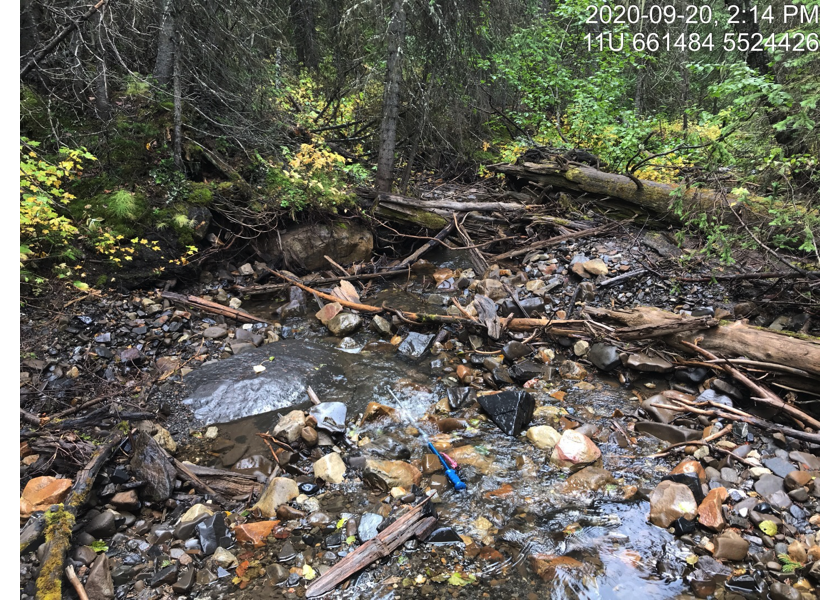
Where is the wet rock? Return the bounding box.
[447,446,494,474]
[273,410,306,442]
[477,390,535,436]
[550,429,601,468]
[560,466,617,492]
[670,460,707,483]
[363,459,422,490]
[313,453,346,484]
[234,520,279,548]
[530,554,585,580]
[327,313,362,336]
[20,476,73,522]
[364,436,410,460]
[398,332,435,358]
[358,513,384,542]
[172,565,195,594]
[635,421,702,444]
[232,455,273,480]
[641,394,681,423]
[558,360,587,380]
[369,314,392,336]
[129,432,176,502]
[252,477,299,518]
[712,530,749,561]
[502,342,532,361]
[422,454,443,474]
[662,473,704,505]
[698,487,728,531]
[361,401,398,424]
[573,340,589,357]
[436,417,467,433]
[447,387,476,410]
[309,401,347,433]
[425,527,463,545]
[84,553,114,600]
[197,513,230,555]
[266,563,290,585]
[475,279,506,300]
[588,343,621,371]
[624,353,673,373]
[316,302,343,325]
[151,565,178,588]
[526,425,562,451]
[648,480,698,528]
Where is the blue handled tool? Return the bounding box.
[386,387,467,491]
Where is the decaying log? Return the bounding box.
[375,200,449,229]
[582,306,819,377]
[33,433,123,600]
[161,291,263,323]
[377,192,526,213]
[613,316,719,341]
[490,162,774,228]
[169,458,232,508]
[305,497,432,597]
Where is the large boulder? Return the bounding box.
[253,222,373,271]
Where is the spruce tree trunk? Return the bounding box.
[290,0,319,71]
[153,0,176,86]
[375,0,406,193]
[172,31,183,170]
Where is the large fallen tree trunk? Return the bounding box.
[583,306,819,376]
[490,161,773,227]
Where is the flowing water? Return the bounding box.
[180,275,695,599]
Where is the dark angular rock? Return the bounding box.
[662,472,704,505]
[85,511,117,539]
[150,565,178,588]
[358,513,384,542]
[671,516,696,535]
[398,332,435,358]
[509,362,548,384]
[635,421,703,444]
[763,457,796,478]
[698,389,734,406]
[754,474,785,498]
[84,554,113,600]
[674,367,709,384]
[477,391,535,437]
[588,343,621,371]
[129,432,176,502]
[175,516,211,541]
[425,527,464,545]
[502,342,532,362]
[447,387,476,410]
[308,402,347,433]
[172,566,195,594]
[492,368,514,385]
[196,513,229,555]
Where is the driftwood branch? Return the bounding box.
[161,291,263,323]
[305,497,433,597]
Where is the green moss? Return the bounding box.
[37,506,76,600]
[186,182,214,205]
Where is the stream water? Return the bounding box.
[178,266,698,599]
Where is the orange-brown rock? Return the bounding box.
[671,459,707,483]
[360,402,398,424]
[433,268,455,283]
[698,487,728,531]
[530,554,584,581]
[364,459,422,489]
[483,484,514,499]
[455,365,473,383]
[20,476,73,523]
[234,520,280,548]
[478,546,504,562]
[447,446,494,474]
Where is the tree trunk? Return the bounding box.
[375,0,406,193]
[153,0,176,86]
[172,30,183,169]
[290,0,319,70]
[20,0,41,65]
[93,12,111,121]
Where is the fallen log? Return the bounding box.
[34,433,123,600]
[305,497,432,597]
[582,306,819,377]
[377,192,526,213]
[613,315,719,341]
[161,291,263,323]
[490,161,774,228]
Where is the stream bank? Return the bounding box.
[20,222,819,600]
